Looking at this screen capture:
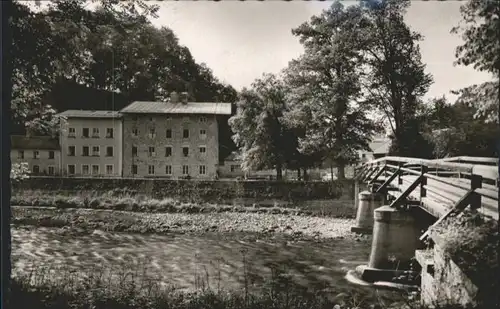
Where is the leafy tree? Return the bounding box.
[11,0,238,137]
[229,74,295,180]
[452,0,499,124]
[452,81,499,124]
[284,1,378,179]
[422,97,498,158]
[357,0,433,157]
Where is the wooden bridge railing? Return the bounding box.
[354,156,499,236]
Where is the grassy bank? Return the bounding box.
[11,190,355,218]
[8,263,488,309]
[8,262,409,309]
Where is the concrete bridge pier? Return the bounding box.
[357,205,425,283]
[350,190,384,234]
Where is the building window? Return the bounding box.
[199,116,207,123]
[48,166,55,175]
[106,128,114,138]
[199,129,207,138]
[83,128,89,138]
[182,147,189,157]
[132,115,138,121]
[92,146,100,156]
[106,165,113,175]
[361,153,366,159]
[92,128,100,138]
[132,146,138,157]
[132,128,138,137]
[68,146,76,156]
[231,165,238,173]
[106,146,114,157]
[148,128,156,138]
[18,150,24,159]
[68,165,75,175]
[132,165,138,175]
[183,116,189,122]
[92,165,99,175]
[49,151,55,159]
[68,127,76,138]
[165,146,172,157]
[82,146,89,157]
[33,150,39,159]
[32,165,40,174]
[165,165,172,175]
[183,129,189,139]
[199,146,206,154]
[148,165,155,175]
[82,164,90,175]
[166,129,172,138]
[199,165,206,175]
[182,165,189,175]
[149,116,154,122]
[148,147,156,157]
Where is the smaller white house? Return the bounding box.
[358,136,391,162]
[10,135,61,176]
[218,152,245,178]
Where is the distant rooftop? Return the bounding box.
[372,140,391,155]
[11,135,60,150]
[224,151,241,162]
[57,110,122,119]
[120,101,232,115]
[367,136,391,155]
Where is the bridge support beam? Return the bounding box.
[357,205,423,283]
[351,191,384,234]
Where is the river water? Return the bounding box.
[10,226,405,302]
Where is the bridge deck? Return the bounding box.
[376,174,498,220]
[358,156,498,221]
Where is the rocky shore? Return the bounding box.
[12,206,365,242]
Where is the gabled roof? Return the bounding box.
[120,101,232,115]
[224,151,241,161]
[372,140,391,154]
[57,110,122,119]
[11,135,60,150]
[366,136,391,154]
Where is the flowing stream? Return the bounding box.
[10,226,393,298]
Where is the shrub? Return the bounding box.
[430,210,499,307]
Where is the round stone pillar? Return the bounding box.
[368,205,421,270]
[351,191,384,234]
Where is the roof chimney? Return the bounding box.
[180,92,189,104]
[170,91,179,103]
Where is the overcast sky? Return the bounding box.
[150,1,492,101]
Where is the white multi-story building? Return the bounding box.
[57,110,123,177]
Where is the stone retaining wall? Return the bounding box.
[13,177,354,202]
[419,234,479,308]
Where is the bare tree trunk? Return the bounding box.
[297,168,301,181]
[337,163,346,180]
[303,168,308,181]
[276,163,282,181]
[1,1,13,307]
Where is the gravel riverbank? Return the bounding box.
[12,206,362,241]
